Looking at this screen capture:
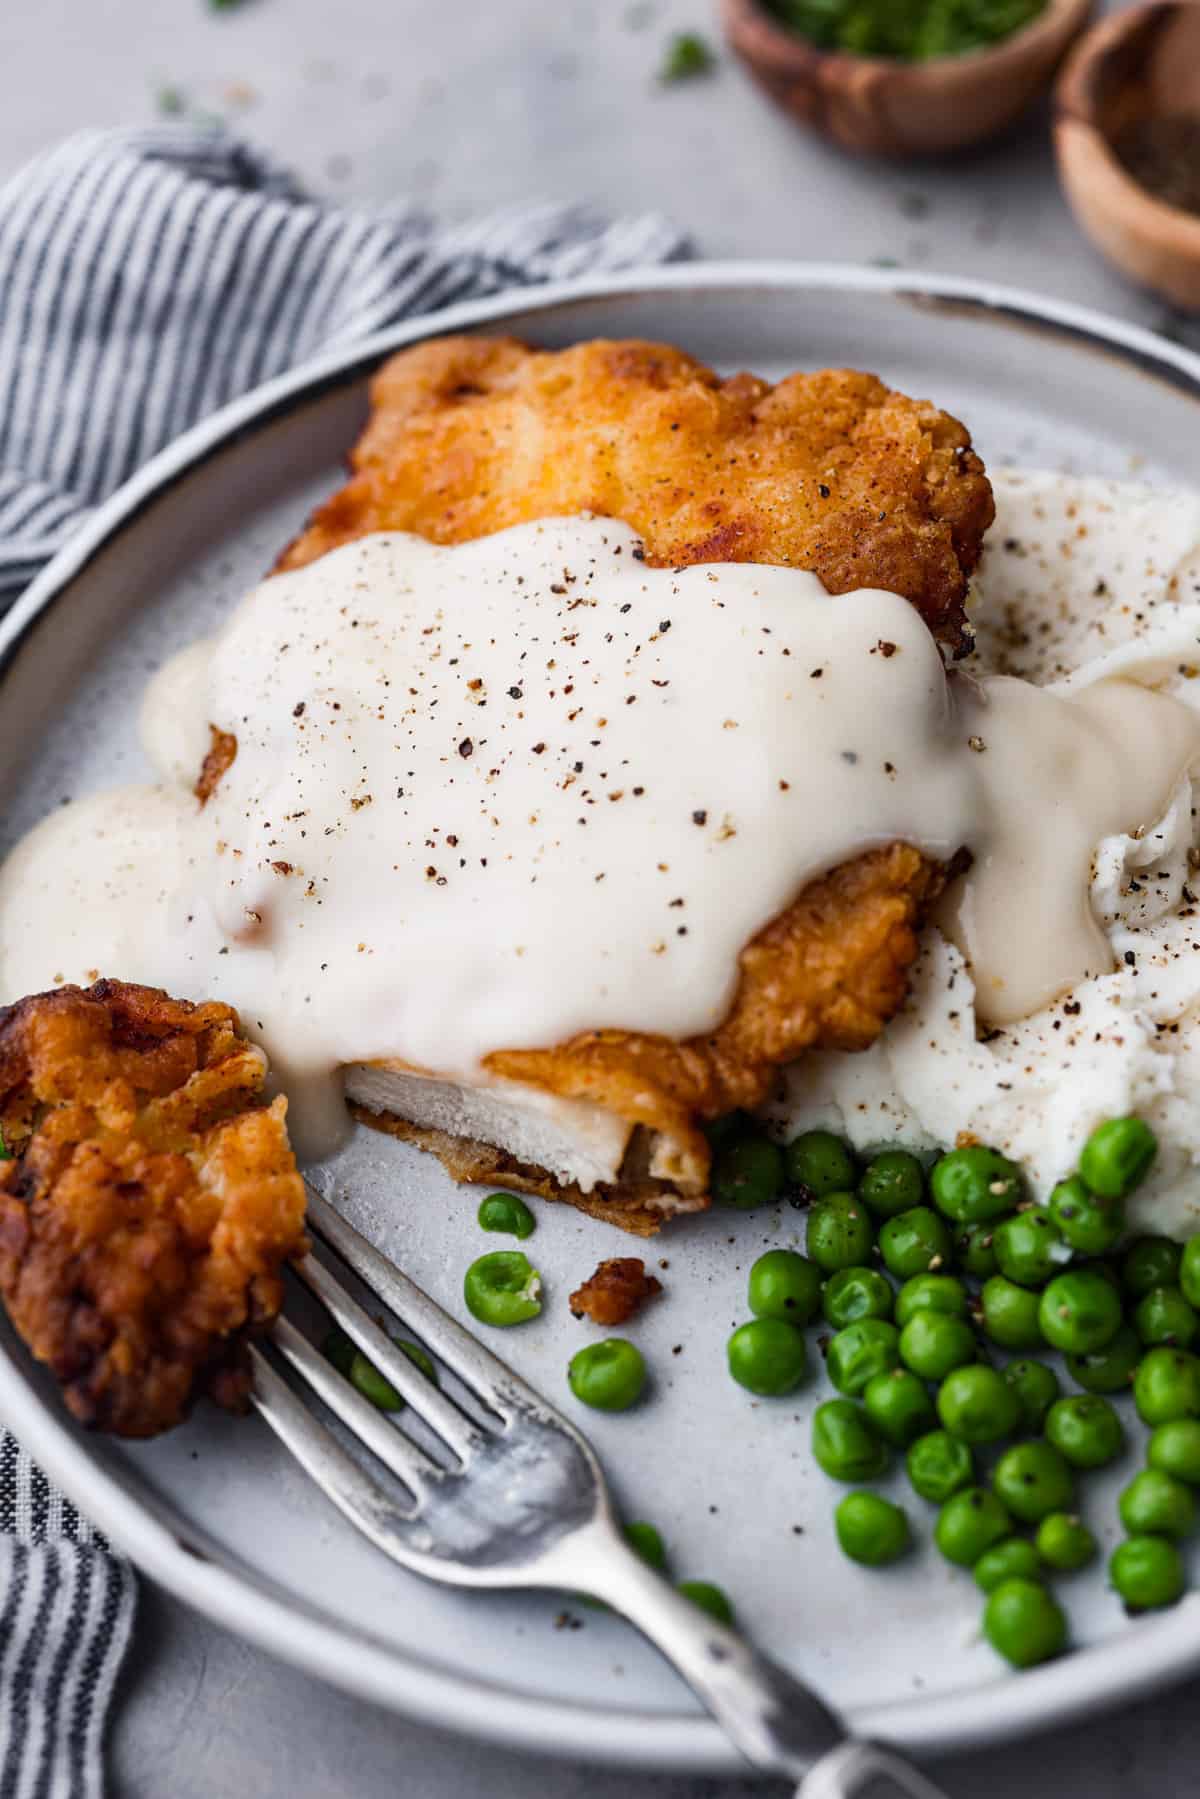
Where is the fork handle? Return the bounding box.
[798,1740,955,1799]
[589,1536,952,1796]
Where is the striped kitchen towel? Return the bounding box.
[0,1439,134,1799]
[0,123,686,1794]
[0,125,687,601]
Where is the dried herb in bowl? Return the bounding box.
[764,0,1048,59]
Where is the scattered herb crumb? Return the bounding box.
[659,32,716,82]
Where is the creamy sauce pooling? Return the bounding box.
[1,515,1198,1157]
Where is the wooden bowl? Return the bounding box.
[1055,4,1200,310]
[721,0,1095,157]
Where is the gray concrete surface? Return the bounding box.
[1,0,1197,1793]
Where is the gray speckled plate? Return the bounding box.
[2,265,1200,1777]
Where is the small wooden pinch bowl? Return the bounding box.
[1055,3,1200,310]
[721,0,1095,158]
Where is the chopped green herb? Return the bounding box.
[659,32,716,82]
[156,86,187,117]
[0,1125,10,1160]
[764,0,1047,60]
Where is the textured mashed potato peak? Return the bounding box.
[773,469,1200,1241]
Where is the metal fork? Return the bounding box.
[248,1184,953,1799]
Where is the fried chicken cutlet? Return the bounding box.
[0,980,307,1436]
[279,336,992,657]
[212,337,992,1233]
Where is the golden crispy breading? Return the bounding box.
[244,338,991,1231]
[344,1108,685,1237]
[0,980,307,1437]
[195,725,237,805]
[278,336,993,655]
[569,1258,662,1325]
[482,842,959,1204]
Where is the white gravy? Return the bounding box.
[1,515,1198,1159]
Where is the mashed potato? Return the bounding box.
[770,471,1200,1238]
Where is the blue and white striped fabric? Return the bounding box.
[0,125,687,602]
[0,1438,134,1799]
[0,123,686,1794]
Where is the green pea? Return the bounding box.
[812,1399,890,1482]
[834,1491,910,1566]
[322,1327,357,1378]
[898,1311,977,1381]
[712,1133,785,1210]
[1119,1469,1196,1539]
[878,1206,951,1280]
[993,1441,1074,1524]
[1067,1323,1142,1394]
[937,1364,1021,1444]
[464,1250,543,1327]
[983,1579,1067,1668]
[477,1192,536,1238]
[858,1149,925,1218]
[1121,1235,1182,1299]
[1109,1535,1185,1610]
[726,1318,808,1396]
[956,1220,1002,1279]
[992,1212,1070,1288]
[806,1193,874,1272]
[1181,1237,1200,1309]
[1038,1270,1122,1355]
[1134,1346,1200,1426]
[568,1338,646,1411]
[678,1580,734,1625]
[785,1129,857,1197]
[1135,1286,1198,1349]
[826,1319,901,1396]
[624,1521,667,1570]
[325,1330,435,1410]
[397,1340,438,1384]
[703,1112,749,1154]
[748,1249,823,1325]
[1080,1116,1157,1199]
[895,1273,968,1328]
[1147,1419,1200,1485]
[1048,1175,1123,1256]
[822,1266,894,1329]
[863,1367,936,1447]
[1045,1394,1125,1469]
[930,1145,1024,1223]
[1036,1512,1097,1573]
[349,1351,404,1411]
[906,1430,974,1504]
[935,1487,1012,1566]
[980,1276,1044,1351]
[1003,1359,1060,1431]
[973,1537,1043,1593]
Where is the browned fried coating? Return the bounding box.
[278,336,993,655]
[569,1258,662,1325]
[481,842,959,1199]
[345,1108,678,1237]
[253,338,990,1229]
[195,725,237,805]
[0,981,307,1437]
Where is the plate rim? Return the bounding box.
[4,259,1200,1775]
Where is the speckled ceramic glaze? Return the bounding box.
[1,266,1199,1776]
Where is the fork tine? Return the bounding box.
[294,1250,483,1464]
[271,1315,444,1497]
[248,1345,420,1538]
[304,1184,531,1418]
